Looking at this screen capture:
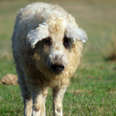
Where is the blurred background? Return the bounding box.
[0,0,116,115]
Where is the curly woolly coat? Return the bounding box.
[12,2,87,116]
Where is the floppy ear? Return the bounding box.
[66,24,88,43]
[26,23,49,48]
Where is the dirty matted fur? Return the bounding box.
[12,2,87,116]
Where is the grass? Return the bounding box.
[0,0,116,115]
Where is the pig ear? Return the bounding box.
[66,24,88,43]
[26,23,49,48]
[76,28,88,43]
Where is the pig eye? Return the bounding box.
[43,37,52,46]
[63,36,72,49]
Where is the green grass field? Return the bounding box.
[0,0,116,115]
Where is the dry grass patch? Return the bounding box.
[69,89,91,95]
[0,74,18,85]
[103,34,116,62]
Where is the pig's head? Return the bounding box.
[26,16,87,80]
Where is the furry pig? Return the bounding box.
[12,2,87,116]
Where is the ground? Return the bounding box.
[0,0,116,115]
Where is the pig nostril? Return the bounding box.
[54,55,58,60]
[50,64,64,74]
